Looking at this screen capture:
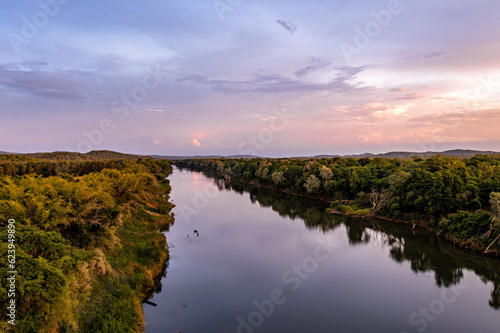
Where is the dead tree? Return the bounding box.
[484,234,500,254]
[484,192,500,254]
[368,188,394,217]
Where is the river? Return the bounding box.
[143,168,500,333]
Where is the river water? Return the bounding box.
[144,168,500,333]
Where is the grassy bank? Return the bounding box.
[0,156,174,332]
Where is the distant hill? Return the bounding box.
[150,154,257,160]
[359,149,500,159]
[23,150,142,161]
[310,149,500,159]
[2,151,255,161]
[2,149,499,161]
[149,149,500,160]
[85,150,142,160]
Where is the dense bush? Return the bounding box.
[0,158,173,332]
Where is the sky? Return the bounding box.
[1,0,499,157]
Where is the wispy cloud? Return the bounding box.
[409,108,500,125]
[395,92,428,101]
[177,66,370,95]
[276,20,297,35]
[402,52,444,62]
[390,87,409,92]
[0,62,91,100]
[295,58,331,79]
[2,0,500,155]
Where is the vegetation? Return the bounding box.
[0,155,174,332]
[175,154,500,255]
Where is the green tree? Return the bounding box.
[271,171,285,186]
[388,170,411,194]
[304,175,321,193]
[319,165,333,180]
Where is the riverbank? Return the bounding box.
[248,180,331,202]
[327,208,499,257]
[252,179,499,256]
[0,157,175,332]
[100,181,175,332]
[248,177,499,256]
[204,170,499,257]
[173,156,500,258]
[141,207,175,302]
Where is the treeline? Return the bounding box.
[22,150,142,161]
[0,150,142,165]
[0,157,173,180]
[175,155,500,254]
[0,157,173,332]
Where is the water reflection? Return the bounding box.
[206,173,500,311]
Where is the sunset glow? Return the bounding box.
[1,0,499,156]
